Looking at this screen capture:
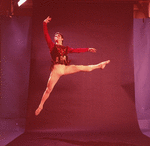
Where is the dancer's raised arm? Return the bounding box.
[43,16,54,52]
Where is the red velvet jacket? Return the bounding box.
[43,22,89,65]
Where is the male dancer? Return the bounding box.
[35,16,110,116]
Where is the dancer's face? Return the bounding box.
[54,34,63,44]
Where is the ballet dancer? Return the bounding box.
[35,16,110,116]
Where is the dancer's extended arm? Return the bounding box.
[68,47,96,53]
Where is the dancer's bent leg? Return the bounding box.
[35,71,61,116]
[64,60,110,75]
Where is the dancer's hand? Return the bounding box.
[88,48,96,53]
[44,16,52,23]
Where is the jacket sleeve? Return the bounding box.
[43,22,54,52]
[67,47,89,53]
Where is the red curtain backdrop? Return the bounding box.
[26,2,139,133]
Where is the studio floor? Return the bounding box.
[3,130,150,146]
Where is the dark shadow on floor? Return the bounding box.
[39,137,136,146]
[6,131,150,146]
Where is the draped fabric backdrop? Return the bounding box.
[26,2,140,133]
[134,19,150,133]
[1,16,32,132]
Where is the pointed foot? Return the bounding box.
[35,106,43,116]
[99,60,110,69]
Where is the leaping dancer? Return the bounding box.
[35,16,110,116]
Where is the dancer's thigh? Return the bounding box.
[47,70,61,90]
[64,65,83,75]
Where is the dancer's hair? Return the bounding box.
[55,32,64,39]
[55,32,64,44]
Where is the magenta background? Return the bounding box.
[25,2,139,132]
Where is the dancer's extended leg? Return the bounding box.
[35,60,110,115]
[35,71,61,116]
[64,60,110,75]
